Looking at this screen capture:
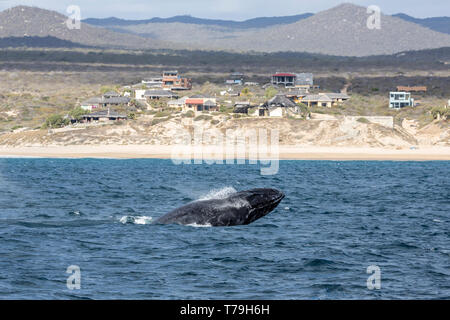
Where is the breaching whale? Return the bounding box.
[154,188,285,227]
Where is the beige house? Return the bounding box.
[301,94,333,107]
[301,93,349,107]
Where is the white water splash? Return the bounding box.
[120,216,153,225]
[186,223,213,228]
[198,187,237,201]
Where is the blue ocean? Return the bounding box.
[0,158,448,299]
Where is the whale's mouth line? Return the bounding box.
[251,193,285,211]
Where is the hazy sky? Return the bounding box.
[0,0,448,19]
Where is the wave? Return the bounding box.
[119,216,153,225]
[198,186,237,201]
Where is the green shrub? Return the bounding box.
[357,117,370,124]
[430,106,449,120]
[68,107,86,121]
[194,115,212,121]
[154,111,171,118]
[210,119,220,125]
[182,111,195,118]
[151,117,170,126]
[264,87,278,99]
[11,125,22,131]
[43,114,69,128]
[219,106,233,113]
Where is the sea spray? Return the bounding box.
[120,216,153,225]
[198,187,237,201]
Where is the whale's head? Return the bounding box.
[229,188,285,224]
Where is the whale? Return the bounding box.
[154,188,285,227]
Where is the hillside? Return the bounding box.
[240,4,450,55]
[102,4,450,56]
[0,6,170,50]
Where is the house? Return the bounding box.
[389,92,414,109]
[80,93,131,111]
[233,101,252,114]
[299,93,349,107]
[142,77,163,88]
[167,96,189,108]
[295,73,314,88]
[80,97,103,111]
[82,108,127,122]
[301,94,333,108]
[225,72,244,85]
[162,70,192,90]
[182,95,218,113]
[271,72,314,88]
[253,94,299,117]
[396,86,427,93]
[271,73,296,87]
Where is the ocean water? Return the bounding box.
[0,158,448,300]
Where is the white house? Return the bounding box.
[389,92,414,109]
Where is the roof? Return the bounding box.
[303,94,333,102]
[396,86,427,92]
[322,93,350,99]
[185,98,204,105]
[103,91,120,97]
[273,73,296,77]
[103,97,131,104]
[234,101,250,106]
[203,100,217,107]
[81,97,103,105]
[144,90,178,98]
[168,96,189,105]
[190,94,214,99]
[263,94,297,108]
[286,89,308,97]
[81,96,130,105]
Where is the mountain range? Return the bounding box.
[83,13,314,29]
[0,3,449,56]
[85,11,450,35]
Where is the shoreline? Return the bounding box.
[1,145,450,161]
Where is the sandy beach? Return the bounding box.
[0,145,449,161]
